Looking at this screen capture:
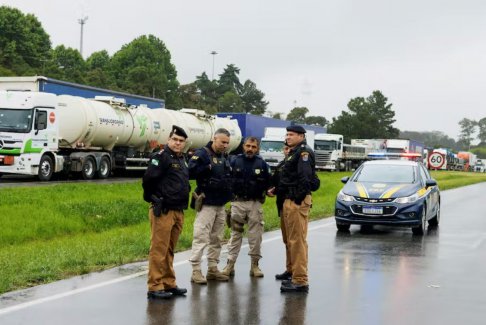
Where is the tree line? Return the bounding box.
[0,5,484,154]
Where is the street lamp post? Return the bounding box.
[210,51,218,80]
[78,16,88,57]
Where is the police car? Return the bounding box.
[334,160,440,235]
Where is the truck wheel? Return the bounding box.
[38,155,54,181]
[81,157,96,180]
[97,156,111,179]
[335,161,341,172]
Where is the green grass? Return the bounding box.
[1,171,485,294]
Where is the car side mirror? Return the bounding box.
[425,179,437,188]
[341,176,349,184]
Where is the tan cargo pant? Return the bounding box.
[226,200,264,262]
[282,195,312,285]
[147,208,184,291]
[189,205,227,269]
[280,208,292,273]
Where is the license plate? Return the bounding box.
[362,206,383,214]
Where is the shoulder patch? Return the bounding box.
[191,155,199,160]
[151,159,159,166]
[301,152,309,162]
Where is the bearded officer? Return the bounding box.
[143,125,190,299]
[221,136,270,278]
[279,125,316,293]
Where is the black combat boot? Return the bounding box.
[275,270,292,281]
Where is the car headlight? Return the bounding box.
[337,190,355,202]
[394,193,419,204]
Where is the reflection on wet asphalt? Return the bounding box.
[1,183,486,324]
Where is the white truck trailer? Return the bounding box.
[314,134,368,171]
[0,91,241,181]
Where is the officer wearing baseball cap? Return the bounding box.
[278,124,316,293]
[143,125,190,299]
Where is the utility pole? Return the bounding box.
[78,16,88,57]
[210,51,218,80]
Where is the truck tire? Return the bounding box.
[335,161,341,172]
[97,156,111,179]
[38,155,54,181]
[81,157,96,180]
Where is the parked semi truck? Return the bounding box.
[259,127,315,168]
[314,134,368,171]
[0,91,241,181]
[458,151,478,172]
[0,76,164,108]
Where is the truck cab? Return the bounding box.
[314,133,343,170]
[0,91,59,180]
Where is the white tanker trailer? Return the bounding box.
[0,91,242,181]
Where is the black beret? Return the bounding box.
[171,125,188,139]
[286,125,306,134]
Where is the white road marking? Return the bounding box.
[0,219,334,315]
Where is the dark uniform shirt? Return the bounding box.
[270,159,286,214]
[231,154,270,201]
[142,146,190,210]
[188,141,233,206]
[279,140,316,204]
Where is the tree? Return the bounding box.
[85,50,116,88]
[477,117,486,145]
[45,45,87,83]
[328,90,399,141]
[217,64,242,95]
[458,118,477,150]
[217,91,243,113]
[239,80,268,115]
[110,35,180,108]
[0,6,51,75]
[286,107,309,124]
[400,130,458,150]
[305,116,327,127]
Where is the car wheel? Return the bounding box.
[97,156,111,179]
[81,157,96,180]
[412,207,427,236]
[336,223,351,232]
[428,205,440,227]
[38,155,54,181]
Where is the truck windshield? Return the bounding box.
[260,140,284,152]
[0,108,33,133]
[315,140,338,151]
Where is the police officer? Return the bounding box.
[267,143,292,281]
[279,125,316,293]
[222,137,270,277]
[188,128,233,284]
[142,125,190,299]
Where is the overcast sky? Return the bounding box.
[4,0,486,139]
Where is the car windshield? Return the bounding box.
[0,108,33,133]
[352,164,416,183]
[315,140,338,151]
[260,140,284,152]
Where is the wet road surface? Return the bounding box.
[1,183,486,324]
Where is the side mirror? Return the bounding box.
[425,179,437,188]
[341,176,349,184]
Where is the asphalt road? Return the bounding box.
[1,183,486,324]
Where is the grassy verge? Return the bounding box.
[1,171,485,294]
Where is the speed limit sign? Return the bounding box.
[428,152,445,169]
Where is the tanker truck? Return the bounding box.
[0,91,241,181]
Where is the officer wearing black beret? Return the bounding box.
[278,124,317,293]
[143,125,190,299]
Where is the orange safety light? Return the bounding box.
[4,155,14,165]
